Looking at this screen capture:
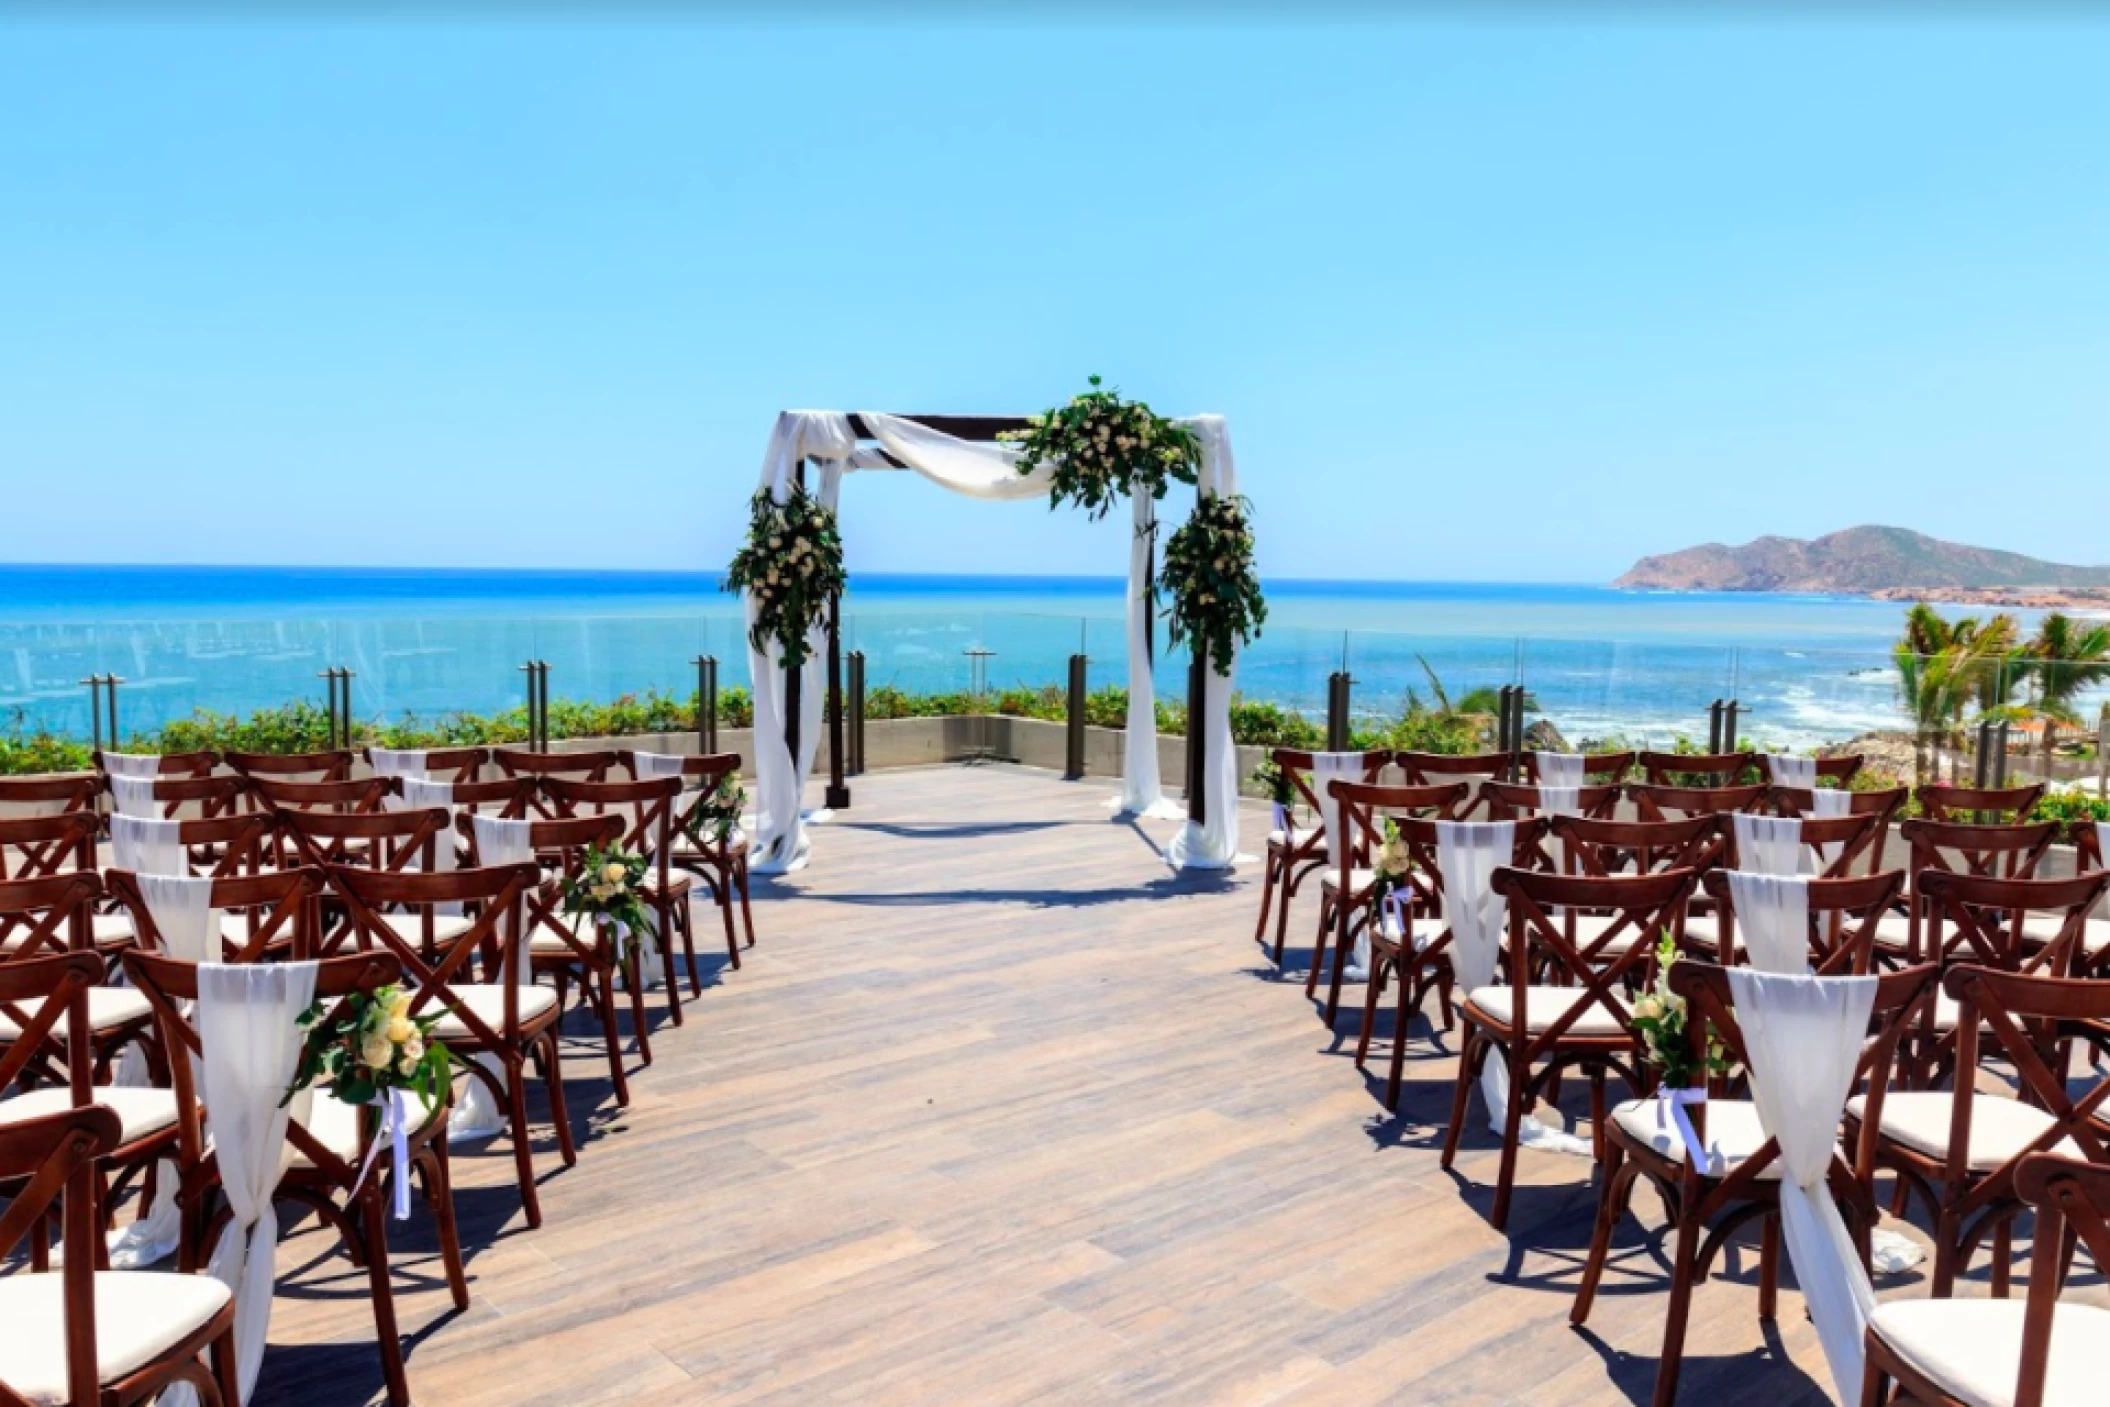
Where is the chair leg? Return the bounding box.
[209,1319,243,1407]
[504,1059,543,1230]
[1324,906,1353,1026]
[1386,967,1413,1112]
[624,948,655,1067]
[1932,1208,1961,1297]
[361,1190,412,1407]
[1759,1212,1781,1321]
[736,858,756,949]
[541,1032,578,1167]
[1991,1217,2013,1298]
[427,1139,470,1312]
[1354,958,1385,1070]
[1653,1214,1704,1407]
[1252,850,1278,947]
[1571,1148,1633,1325]
[1272,867,1297,964]
[1306,894,1333,997]
[1441,1030,1481,1170]
[596,966,631,1107]
[1490,1054,1526,1232]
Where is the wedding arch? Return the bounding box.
[736,408,1246,876]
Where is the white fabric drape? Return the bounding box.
[856,412,1051,501]
[1165,416,1243,870]
[453,818,530,1141]
[1725,870,1811,974]
[112,813,187,877]
[1767,754,1817,789]
[1308,753,1368,870]
[1434,820,1514,994]
[100,752,161,778]
[1119,489,1180,820]
[1535,752,1587,788]
[175,961,318,1407]
[1812,789,1853,818]
[109,874,220,1269]
[394,777,461,915]
[2098,822,2110,871]
[367,747,427,780]
[1732,813,1804,877]
[631,751,689,784]
[110,775,159,818]
[1727,968,1879,1404]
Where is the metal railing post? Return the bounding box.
[1064,653,1087,781]
[694,655,718,753]
[1722,700,1741,754]
[1325,671,1351,753]
[1706,699,1724,755]
[80,674,122,753]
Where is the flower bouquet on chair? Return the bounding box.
[283,984,452,1218]
[1630,932,1731,1167]
[1252,760,1297,837]
[561,844,657,968]
[1354,818,1414,978]
[684,771,747,850]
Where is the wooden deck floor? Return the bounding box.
[260,763,1836,1407]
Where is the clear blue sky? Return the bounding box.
[3,10,2105,584]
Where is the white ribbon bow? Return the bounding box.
[1656,1085,1709,1166]
[351,1089,415,1221]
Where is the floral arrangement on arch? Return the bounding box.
[1162,493,1266,675]
[684,770,747,848]
[723,483,847,671]
[561,845,657,964]
[1631,932,1731,1090]
[284,983,452,1114]
[1000,375,1201,519]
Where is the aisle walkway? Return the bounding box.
[261,764,1830,1406]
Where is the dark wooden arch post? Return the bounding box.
[1186,644,1208,826]
[825,589,849,809]
[784,457,805,768]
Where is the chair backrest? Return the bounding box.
[95,749,217,778]
[326,863,537,1047]
[106,772,245,822]
[1724,810,1888,879]
[1918,869,2110,976]
[542,776,683,885]
[276,804,449,874]
[1269,747,1390,809]
[1551,812,1723,879]
[249,774,391,815]
[123,947,404,1185]
[439,776,536,819]
[622,751,742,845]
[1327,782,1472,894]
[1917,780,2047,824]
[107,866,323,963]
[0,1104,123,1406]
[1627,780,1769,821]
[1638,750,1755,787]
[0,812,98,881]
[1901,817,2056,886]
[1522,750,1636,784]
[0,871,101,966]
[1392,751,1511,816]
[2011,1154,2110,1407]
[1699,869,1908,974]
[494,748,620,782]
[0,775,100,819]
[223,748,354,782]
[2083,824,2105,874]
[1756,753,1863,786]
[1478,780,1623,825]
[364,745,488,784]
[1488,866,1699,1044]
[1388,815,1547,961]
[0,950,102,1108]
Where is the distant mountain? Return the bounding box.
[1615,526,2110,598]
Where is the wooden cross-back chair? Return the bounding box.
[1353,814,1548,1113]
[222,748,354,786]
[1477,781,1624,836]
[1521,750,1637,784]
[624,750,759,974]
[1546,813,1723,966]
[1249,748,1390,964]
[364,745,489,785]
[326,861,572,1229]
[0,775,99,821]
[1638,750,1755,788]
[493,749,620,818]
[1392,751,1513,817]
[0,872,157,1089]
[1917,780,2048,825]
[248,774,390,818]
[1441,865,1699,1230]
[1863,1151,2110,1407]
[106,774,245,826]
[1768,784,1907,878]
[439,776,536,822]
[1851,962,2110,1305]
[0,1102,242,1407]
[543,775,699,1006]
[1305,779,1468,1024]
[123,946,465,1407]
[1696,868,1907,975]
[1573,961,1935,1407]
[0,812,97,885]
[1755,753,1863,787]
[106,866,323,966]
[1885,818,2061,971]
[495,811,654,1105]
[1719,809,1888,880]
[1626,781,1769,822]
[94,749,218,779]
[281,808,457,959]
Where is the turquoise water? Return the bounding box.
[0,566,1950,750]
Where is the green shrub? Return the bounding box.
[0,712,93,775]
[2029,789,2110,840]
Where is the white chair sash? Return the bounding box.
[110,774,160,818]
[1535,751,1587,788]
[1310,752,1368,868]
[2097,822,2109,870]
[1724,870,1811,974]
[631,750,690,785]
[1434,820,1513,994]
[367,747,428,780]
[141,873,219,963]
[452,817,532,1143]
[1731,813,1804,877]
[1767,754,1817,790]
[393,777,461,914]
[1537,784,1581,818]
[100,751,162,778]
[1726,968,1878,1404]
[174,961,319,1407]
[112,813,188,877]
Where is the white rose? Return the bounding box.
[768,536,781,548]
[602,862,627,884]
[1631,994,1663,1022]
[403,1037,425,1063]
[361,1035,395,1070]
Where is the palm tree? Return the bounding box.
[2025,612,2110,760]
[1892,606,2021,783]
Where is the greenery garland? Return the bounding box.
[722,484,846,671]
[1162,493,1266,676]
[1000,375,1201,519]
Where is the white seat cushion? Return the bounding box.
[1870,1297,2109,1407]
[1464,985,1629,1037]
[425,983,559,1042]
[289,1089,441,1168]
[529,927,598,956]
[0,988,153,1041]
[1871,908,1914,952]
[1266,825,1321,849]
[1847,1091,2082,1171]
[0,1087,180,1146]
[378,913,476,945]
[1319,868,1376,894]
[1609,1097,1807,1179]
[2020,911,2110,955]
[0,1270,231,1403]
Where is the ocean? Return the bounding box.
[0,565,1965,751]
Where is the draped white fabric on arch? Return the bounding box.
[741,408,1246,874]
